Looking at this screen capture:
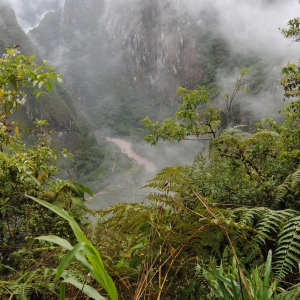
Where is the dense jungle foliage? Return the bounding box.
[1,16,300,300]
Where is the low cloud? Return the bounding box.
[2,0,65,33]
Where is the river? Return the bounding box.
[106,137,157,173]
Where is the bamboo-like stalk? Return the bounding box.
[194,191,254,300]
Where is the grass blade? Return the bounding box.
[36,235,73,250]
[28,195,118,300]
[55,243,85,280]
[262,250,272,299]
[60,282,66,300]
[63,278,106,300]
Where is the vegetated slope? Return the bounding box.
[0,2,98,153]
[0,2,36,55]
[0,1,141,198]
[27,0,290,190]
[27,1,236,136]
[0,1,155,193]
[29,0,285,137]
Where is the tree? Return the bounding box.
[141,69,249,146]
[281,17,300,42]
[0,48,93,299]
[93,26,300,296]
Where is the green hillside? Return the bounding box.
[0,2,111,180]
[29,0,285,138]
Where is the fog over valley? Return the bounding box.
[2,0,300,206]
[2,1,300,298]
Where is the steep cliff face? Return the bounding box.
[8,0,63,32]
[30,0,231,135]
[98,0,204,96]
[0,2,37,54]
[0,2,96,152]
[34,0,287,137]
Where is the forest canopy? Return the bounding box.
[1,16,300,300]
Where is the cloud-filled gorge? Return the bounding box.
[5,0,300,203]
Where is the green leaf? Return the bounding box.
[38,81,44,89]
[81,185,94,197]
[36,235,73,250]
[60,282,66,300]
[70,182,85,198]
[230,278,240,300]
[63,278,107,300]
[70,182,93,199]
[36,235,95,277]
[262,250,272,299]
[131,242,144,251]
[56,243,85,280]
[216,277,232,300]
[29,195,118,300]
[71,196,85,206]
[10,76,17,91]
[27,195,83,239]
[45,81,52,91]
[52,200,65,208]
[139,223,151,232]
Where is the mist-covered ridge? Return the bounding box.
[26,0,300,137]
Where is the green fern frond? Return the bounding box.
[146,192,176,204]
[209,131,243,153]
[244,129,280,141]
[96,202,148,218]
[274,216,300,281]
[291,169,300,188]
[276,282,300,299]
[0,268,56,299]
[254,209,297,246]
[232,207,265,226]
[276,169,300,204]
[224,208,299,265]
[243,209,298,264]
[142,166,186,193]
[191,151,206,173]
[276,182,291,204]
[221,126,252,138]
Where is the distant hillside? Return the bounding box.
[29,0,286,137]
[0,2,36,54]
[0,2,96,152]
[28,0,226,136]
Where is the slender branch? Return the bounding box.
[193,191,254,300]
[74,273,90,300]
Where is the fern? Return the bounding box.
[0,268,56,299]
[183,260,211,299]
[254,209,297,246]
[276,282,300,299]
[247,209,298,264]
[142,166,186,194]
[291,169,300,188]
[276,169,300,205]
[232,207,264,226]
[274,216,300,281]
[243,129,280,144]
[221,208,300,266]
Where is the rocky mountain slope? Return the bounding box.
[0,2,36,54]
[3,0,298,197]
[0,2,96,152]
[30,0,243,135]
